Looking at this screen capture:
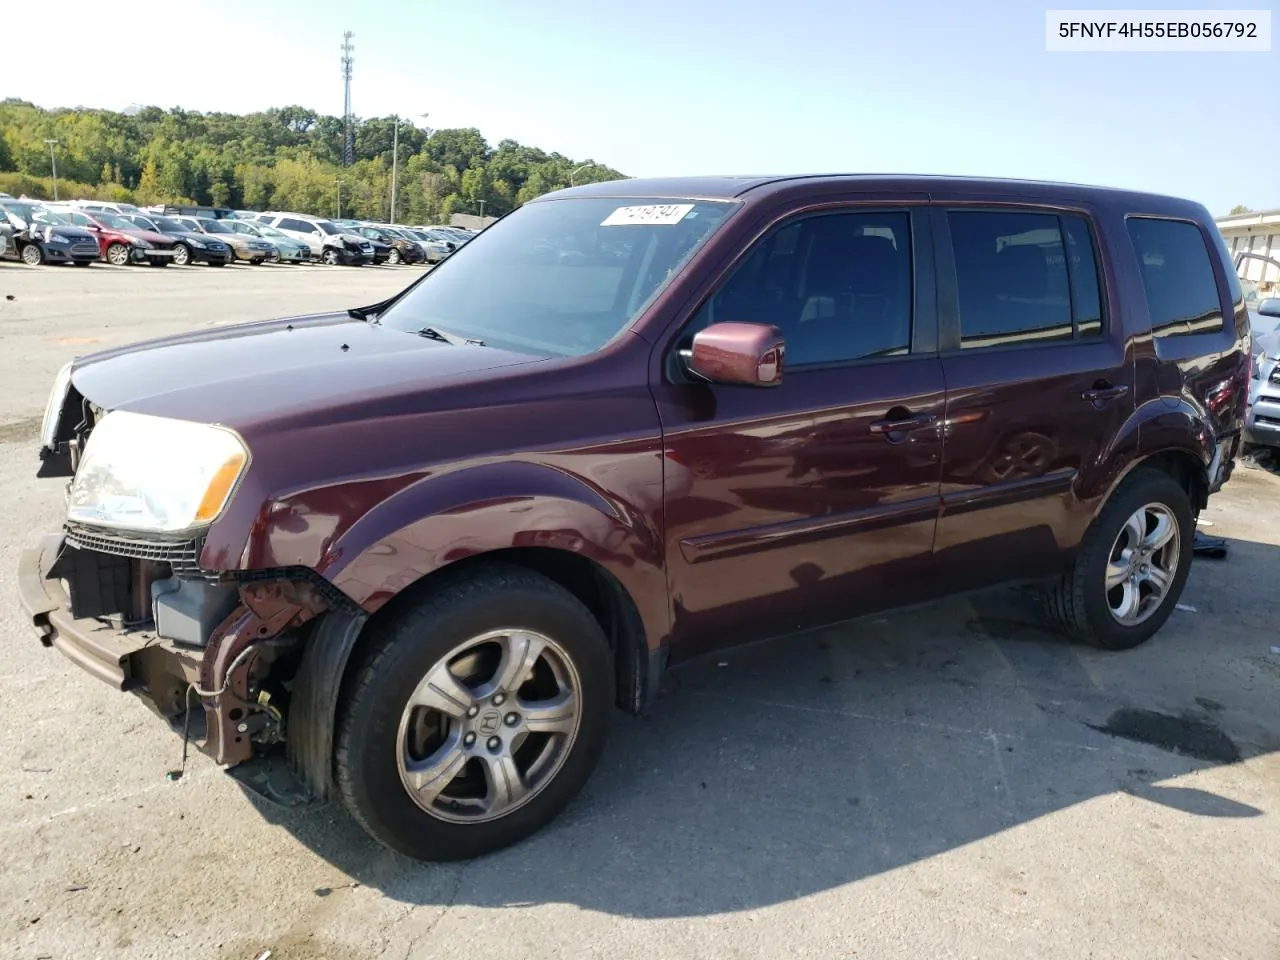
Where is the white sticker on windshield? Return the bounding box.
[601,203,695,227]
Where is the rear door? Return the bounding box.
[932,204,1133,588]
[653,202,948,660]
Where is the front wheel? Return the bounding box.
[1044,468,1194,650]
[173,243,191,266]
[388,247,402,265]
[106,243,130,266]
[322,248,340,265]
[20,243,43,266]
[335,564,614,861]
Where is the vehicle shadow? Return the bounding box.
[246,538,1279,919]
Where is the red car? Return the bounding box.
[63,209,178,266]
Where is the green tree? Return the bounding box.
[1230,204,1252,215]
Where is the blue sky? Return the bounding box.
[9,0,1276,215]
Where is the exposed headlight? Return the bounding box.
[66,411,249,534]
[131,237,152,248]
[45,228,66,243]
[188,237,207,248]
[40,361,74,451]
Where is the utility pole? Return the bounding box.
[390,115,399,224]
[340,31,355,167]
[334,178,345,219]
[45,140,60,200]
[475,199,486,220]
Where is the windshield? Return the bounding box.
[256,224,287,239]
[150,216,183,232]
[98,213,137,230]
[379,198,734,357]
[198,219,233,234]
[228,221,260,235]
[315,220,340,235]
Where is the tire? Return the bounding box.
[1044,467,1194,650]
[322,248,340,265]
[106,243,130,266]
[173,243,191,266]
[335,563,614,861]
[20,243,43,266]
[388,247,401,265]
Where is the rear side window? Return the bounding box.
[1127,218,1224,338]
[947,210,1105,349]
[279,218,311,233]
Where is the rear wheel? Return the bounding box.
[173,243,191,266]
[106,243,130,266]
[1045,468,1193,650]
[20,243,43,266]
[335,564,614,861]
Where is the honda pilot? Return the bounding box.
[18,175,1248,862]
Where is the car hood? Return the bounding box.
[47,225,96,241]
[68,312,545,430]
[341,233,372,246]
[176,230,226,244]
[117,227,172,245]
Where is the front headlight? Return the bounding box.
[132,237,152,248]
[66,411,249,534]
[40,361,74,451]
[188,237,207,248]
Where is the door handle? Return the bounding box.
[1082,383,1129,405]
[869,413,938,436]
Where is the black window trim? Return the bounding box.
[664,203,938,383]
[932,202,1111,356]
[1124,212,1232,345]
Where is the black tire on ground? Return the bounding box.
[20,243,43,266]
[335,563,614,861]
[173,243,191,266]
[106,243,130,266]
[1044,467,1194,650]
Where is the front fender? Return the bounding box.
[305,461,669,650]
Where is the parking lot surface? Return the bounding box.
[0,264,1277,960]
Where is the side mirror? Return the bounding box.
[1259,298,1280,318]
[688,322,785,387]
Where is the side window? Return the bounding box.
[280,218,307,233]
[947,210,1105,349]
[686,210,913,367]
[1127,217,1224,338]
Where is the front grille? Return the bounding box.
[64,525,210,577]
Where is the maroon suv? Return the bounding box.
[18,175,1249,861]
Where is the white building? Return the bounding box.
[1216,209,1280,292]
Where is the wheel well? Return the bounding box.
[1137,450,1208,512]
[355,548,651,715]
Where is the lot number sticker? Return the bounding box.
[601,204,695,226]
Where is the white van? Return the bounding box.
[69,199,141,215]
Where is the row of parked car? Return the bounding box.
[0,195,476,268]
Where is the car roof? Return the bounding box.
[536,174,1203,211]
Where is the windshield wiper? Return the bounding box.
[416,326,485,346]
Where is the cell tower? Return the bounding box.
[341,30,355,167]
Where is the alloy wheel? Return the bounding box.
[396,628,581,824]
[106,243,129,266]
[21,244,43,265]
[1105,502,1180,626]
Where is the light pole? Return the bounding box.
[570,163,592,187]
[44,140,60,201]
[475,199,486,219]
[334,178,345,219]
[390,115,400,224]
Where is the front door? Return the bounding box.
[931,205,1135,589]
[652,204,947,661]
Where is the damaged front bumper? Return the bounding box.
[18,532,365,806]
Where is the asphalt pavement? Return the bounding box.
[0,262,1276,960]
